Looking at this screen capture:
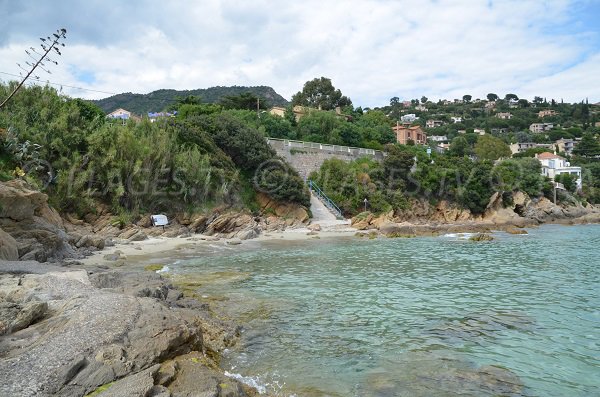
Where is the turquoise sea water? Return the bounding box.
[172,225,600,396]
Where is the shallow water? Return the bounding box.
[171,225,600,396]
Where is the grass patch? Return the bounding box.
[85,382,114,396]
[144,264,165,272]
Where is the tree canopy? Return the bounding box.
[291,77,352,111]
[474,134,511,160]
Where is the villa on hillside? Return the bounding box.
[530,123,554,133]
[496,112,512,119]
[538,109,557,118]
[426,120,444,128]
[536,152,582,189]
[428,135,448,142]
[510,142,553,155]
[269,105,351,122]
[401,114,419,123]
[555,138,580,156]
[107,108,141,124]
[107,108,133,120]
[148,111,176,122]
[393,124,427,145]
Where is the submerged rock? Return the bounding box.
[363,352,524,397]
[469,233,494,241]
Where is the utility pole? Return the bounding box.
[0,28,67,110]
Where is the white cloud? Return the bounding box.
[0,0,598,106]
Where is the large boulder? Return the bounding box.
[379,222,416,237]
[0,227,18,260]
[0,180,76,261]
[0,180,49,221]
[351,212,374,230]
[256,192,309,224]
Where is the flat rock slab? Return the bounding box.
[95,365,160,397]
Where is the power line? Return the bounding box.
[0,71,184,105]
[0,71,118,95]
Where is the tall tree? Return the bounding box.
[463,94,472,103]
[291,77,352,110]
[504,93,519,101]
[219,92,269,111]
[449,136,470,157]
[474,134,511,160]
[486,93,499,102]
[573,133,600,157]
[420,96,428,104]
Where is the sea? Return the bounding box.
[166,224,600,396]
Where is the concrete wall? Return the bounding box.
[267,138,385,180]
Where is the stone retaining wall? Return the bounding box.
[267,138,385,180]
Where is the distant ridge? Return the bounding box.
[91,86,289,114]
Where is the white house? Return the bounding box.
[451,116,462,123]
[536,152,582,189]
[428,135,448,142]
[401,114,419,123]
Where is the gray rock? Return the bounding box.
[166,289,183,303]
[236,229,258,240]
[0,227,18,261]
[147,385,171,397]
[167,352,252,397]
[103,252,121,261]
[95,365,160,397]
[11,300,48,333]
[128,231,148,242]
[226,238,242,245]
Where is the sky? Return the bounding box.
[0,0,599,108]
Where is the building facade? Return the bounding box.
[536,152,582,189]
[530,123,554,133]
[538,109,557,118]
[496,112,512,119]
[393,125,427,145]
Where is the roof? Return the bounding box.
[393,125,424,131]
[537,152,564,160]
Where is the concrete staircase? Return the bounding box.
[309,193,351,230]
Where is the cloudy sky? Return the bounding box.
[0,0,599,107]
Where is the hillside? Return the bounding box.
[92,85,289,114]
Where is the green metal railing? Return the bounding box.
[308,180,344,219]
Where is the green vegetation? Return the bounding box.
[310,143,556,217]
[0,83,309,221]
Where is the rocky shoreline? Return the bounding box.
[0,259,264,397]
[350,191,600,237]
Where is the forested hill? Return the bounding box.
[92,85,289,114]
